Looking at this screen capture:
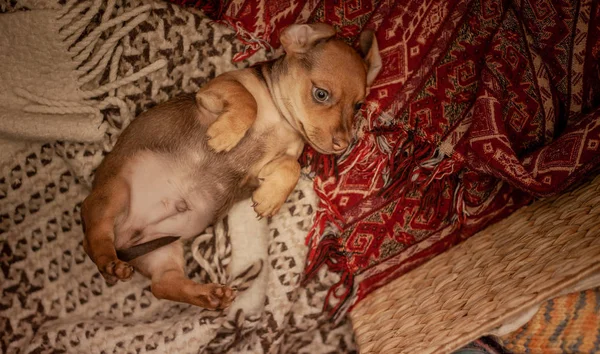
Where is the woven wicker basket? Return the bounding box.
[350,174,600,354]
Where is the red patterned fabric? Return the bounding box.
[169,0,600,317]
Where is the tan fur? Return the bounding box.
[276,39,368,153]
[81,24,381,309]
[198,73,258,152]
[253,156,301,217]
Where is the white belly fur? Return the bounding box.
[113,151,217,249]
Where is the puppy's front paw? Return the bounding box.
[206,116,246,153]
[97,257,134,284]
[252,184,286,218]
[191,283,236,310]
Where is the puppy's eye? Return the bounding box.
[354,102,364,112]
[312,87,329,102]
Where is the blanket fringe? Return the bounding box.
[303,127,464,318]
[13,1,167,140]
[382,132,461,224]
[192,218,264,293]
[302,226,354,317]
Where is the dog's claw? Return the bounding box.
[251,202,257,208]
[251,182,286,221]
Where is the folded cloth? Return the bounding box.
[170,0,600,318]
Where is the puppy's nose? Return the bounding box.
[332,137,349,153]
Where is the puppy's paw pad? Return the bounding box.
[100,259,134,281]
[103,274,119,286]
[113,261,134,281]
[200,284,236,310]
[213,285,236,309]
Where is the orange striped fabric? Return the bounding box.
[501,288,600,353]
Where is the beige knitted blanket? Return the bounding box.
[0,1,356,353]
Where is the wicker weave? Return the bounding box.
[350,174,600,354]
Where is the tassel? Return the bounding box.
[13,1,166,142]
[303,236,341,283]
[323,268,354,319]
[380,134,435,199]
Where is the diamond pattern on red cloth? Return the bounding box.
[169,0,600,318]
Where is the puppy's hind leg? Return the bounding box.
[81,179,133,284]
[133,241,236,310]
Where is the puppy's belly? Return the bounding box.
[113,151,218,249]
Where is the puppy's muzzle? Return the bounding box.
[332,137,349,153]
[332,129,352,154]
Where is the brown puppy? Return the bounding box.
[81,24,381,310]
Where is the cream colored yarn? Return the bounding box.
[0,0,166,159]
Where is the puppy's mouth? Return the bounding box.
[296,120,309,139]
[296,122,339,155]
[309,142,336,155]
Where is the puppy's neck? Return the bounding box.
[255,59,302,134]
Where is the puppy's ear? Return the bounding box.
[359,30,382,86]
[280,23,336,54]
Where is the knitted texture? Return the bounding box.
[501,288,600,354]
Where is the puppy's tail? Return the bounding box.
[116,236,181,262]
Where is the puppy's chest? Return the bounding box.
[222,124,301,183]
[251,101,304,159]
[235,70,304,159]
[254,123,303,156]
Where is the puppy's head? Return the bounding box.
[274,23,382,155]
